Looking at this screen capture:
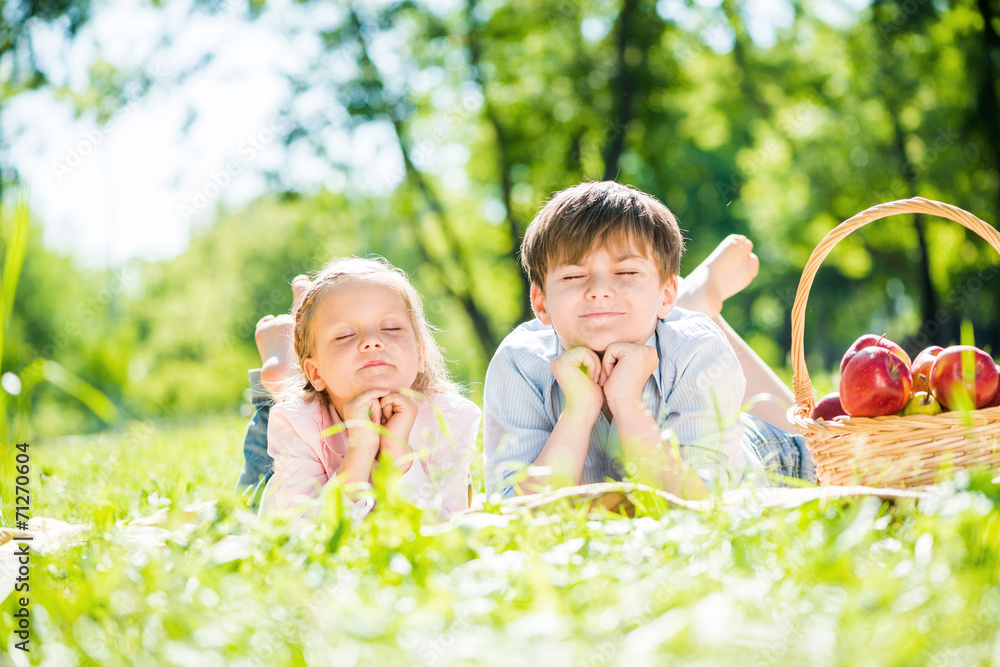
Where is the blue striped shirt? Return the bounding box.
[483,308,749,498]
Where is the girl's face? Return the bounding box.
[302,278,422,419]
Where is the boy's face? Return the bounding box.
[530,241,677,353]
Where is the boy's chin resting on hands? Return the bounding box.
[599,341,659,418]
[549,340,661,425]
[550,346,606,422]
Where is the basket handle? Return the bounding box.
[790,196,1000,415]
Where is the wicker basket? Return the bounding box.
[788,197,1000,487]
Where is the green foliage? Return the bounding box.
[5,419,1000,664]
[4,2,1000,661]
[0,200,122,528]
[271,0,1000,379]
[0,203,128,438]
[123,191,491,419]
[7,0,1000,432]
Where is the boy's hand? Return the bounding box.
[342,389,385,451]
[378,392,418,471]
[551,346,605,422]
[601,342,659,417]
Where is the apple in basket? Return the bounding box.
[840,347,912,417]
[840,334,912,377]
[900,391,944,416]
[929,345,999,410]
[811,392,847,421]
[910,345,944,395]
[985,365,1000,408]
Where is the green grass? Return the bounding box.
[3,417,1000,666]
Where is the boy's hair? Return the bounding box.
[289,256,457,408]
[520,181,685,289]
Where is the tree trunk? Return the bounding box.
[602,0,640,180]
[391,117,499,354]
[874,8,942,346]
[721,0,769,120]
[891,114,941,344]
[465,0,534,326]
[975,0,1000,348]
[976,0,1000,220]
[350,8,500,354]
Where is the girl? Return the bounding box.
[255,257,481,521]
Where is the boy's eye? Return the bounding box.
[382,327,402,332]
[617,271,638,276]
[562,275,584,281]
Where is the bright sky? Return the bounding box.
[4,0,330,266]
[5,0,866,267]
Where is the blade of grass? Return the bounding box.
[0,195,29,524]
[38,360,122,425]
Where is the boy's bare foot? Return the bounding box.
[256,275,314,396]
[677,235,759,316]
[290,274,312,317]
[256,315,294,396]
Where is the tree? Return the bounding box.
[1,0,95,207]
[11,0,1000,426]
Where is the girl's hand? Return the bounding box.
[378,392,417,472]
[342,388,386,451]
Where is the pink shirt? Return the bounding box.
[259,391,481,521]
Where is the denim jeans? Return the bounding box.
[236,369,274,510]
[742,413,817,485]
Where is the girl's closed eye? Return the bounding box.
[380,319,406,332]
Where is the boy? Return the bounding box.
[484,180,814,499]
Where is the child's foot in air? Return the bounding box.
[289,274,312,315]
[256,275,313,395]
[677,235,759,316]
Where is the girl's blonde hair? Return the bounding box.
[290,257,457,408]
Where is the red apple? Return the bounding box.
[840,347,913,417]
[840,334,912,377]
[910,345,944,395]
[987,365,1000,408]
[929,345,999,410]
[811,392,847,421]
